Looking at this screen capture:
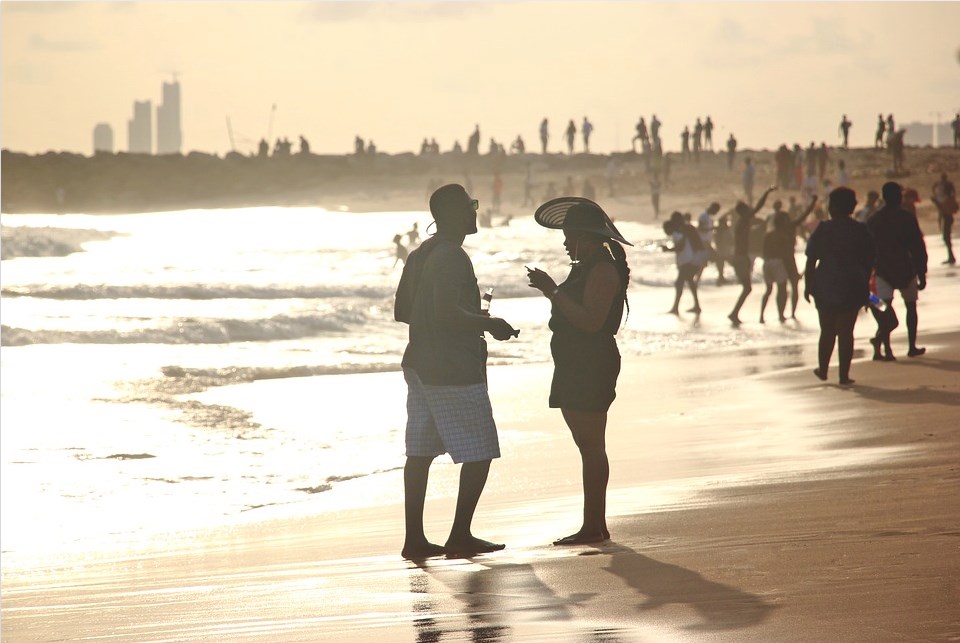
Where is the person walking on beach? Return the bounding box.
[540,118,550,154]
[856,190,880,223]
[406,222,420,247]
[526,197,632,545]
[804,187,875,385]
[875,114,886,148]
[661,211,704,315]
[728,186,777,325]
[839,115,852,149]
[759,211,792,324]
[931,173,957,265]
[704,116,714,151]
[394,184,519,559]
[953,113,960,149]
[867,181,928,361]
[393,234,409,268]
[632,117,648,153]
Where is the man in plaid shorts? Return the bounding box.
[394,183,519,559]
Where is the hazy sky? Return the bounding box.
[3,1,959,156]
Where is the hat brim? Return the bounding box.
[533,197,633,246]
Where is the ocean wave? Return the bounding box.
[0,310,372,346]
[152,362,400,395]
[1,283,393,300]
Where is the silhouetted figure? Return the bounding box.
[650,114,662,147]
[650,178,661,219]
[697,202,722,283]
[875,114,886,148]
[742,157,756,206]
[953,113,960,149]
[662,211,704,314]
[727,186,777,325]
[856,190,880,223]
[793,144,804,188]
[704,116,714,151]
[407,222,421,246]
[467,125,481,155]
[759,212,793,323]
[257,138,269,158]
[487,137,499,156]
[931,173,957,264]
[804,187,875,385]
[771,196,818,319]
[583,177,596,201]
[775,144,792,190]
[726,133,737,170]
[839,115,852,149]
[632,117,648,152]
[354,136,365,155]
[692,118,703,162]
[393,234,409,267]
[522,162,535,207]
[539,118,549,154]
[510,135,526,154]
[419,138,431,155]
[867,181,928,360]
[582,116,594,153]
[806,141,817,179]
[452,140,463,154]
[367,140,377,154]
[886,114,895,143]
[565,119,577,155]
[527,198,632,545]
[681,127,691,162]
[889,129,906,175]
[430,138,440,154]
[394,183,518,560]
[836,159,849,187]
[817,142,829,180]
[715,214,733,283]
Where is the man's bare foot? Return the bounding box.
[908,347,926,357]
[553,531,609,546]
[813,368,828,381]
[667,308,680,315]
[839,378,856,386]
[401,541,446,560]
[728,313,742,326]
[444,536,505,556]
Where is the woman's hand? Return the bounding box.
[526,266,557,296]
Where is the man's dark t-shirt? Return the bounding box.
[866,205,928,289]
[396,236,486,385]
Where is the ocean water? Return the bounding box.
[0,206,842,566]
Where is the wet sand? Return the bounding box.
[3,288,958,642]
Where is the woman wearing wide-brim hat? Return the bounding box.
[526,197,632,545]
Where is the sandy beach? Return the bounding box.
[3,256,958,641]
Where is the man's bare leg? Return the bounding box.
[402,456,446,559]
[445,459,504,555]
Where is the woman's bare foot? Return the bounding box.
[401,540,446,560]
[444,535,505,556]
[552,530,609,546]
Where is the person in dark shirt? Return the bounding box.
[759,212,795,323]
[804,187,875,385]
[394,184,519,559]
[727,186,776,325]
[866,181,928,360]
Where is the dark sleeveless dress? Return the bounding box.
[548,252,625,412]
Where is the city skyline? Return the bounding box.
[2,2,959,157]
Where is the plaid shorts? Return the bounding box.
[403,368,500,463]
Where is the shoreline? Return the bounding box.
[3,324,958,640]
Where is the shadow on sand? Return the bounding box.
[406,544,775,640]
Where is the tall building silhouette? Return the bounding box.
[156,80,182,154]
[93,123,114,154]
[128,100,152,154]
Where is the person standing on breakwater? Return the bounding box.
[527,197,632,545]
[394,184,519,559]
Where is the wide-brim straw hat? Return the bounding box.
[534,197,633,246]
